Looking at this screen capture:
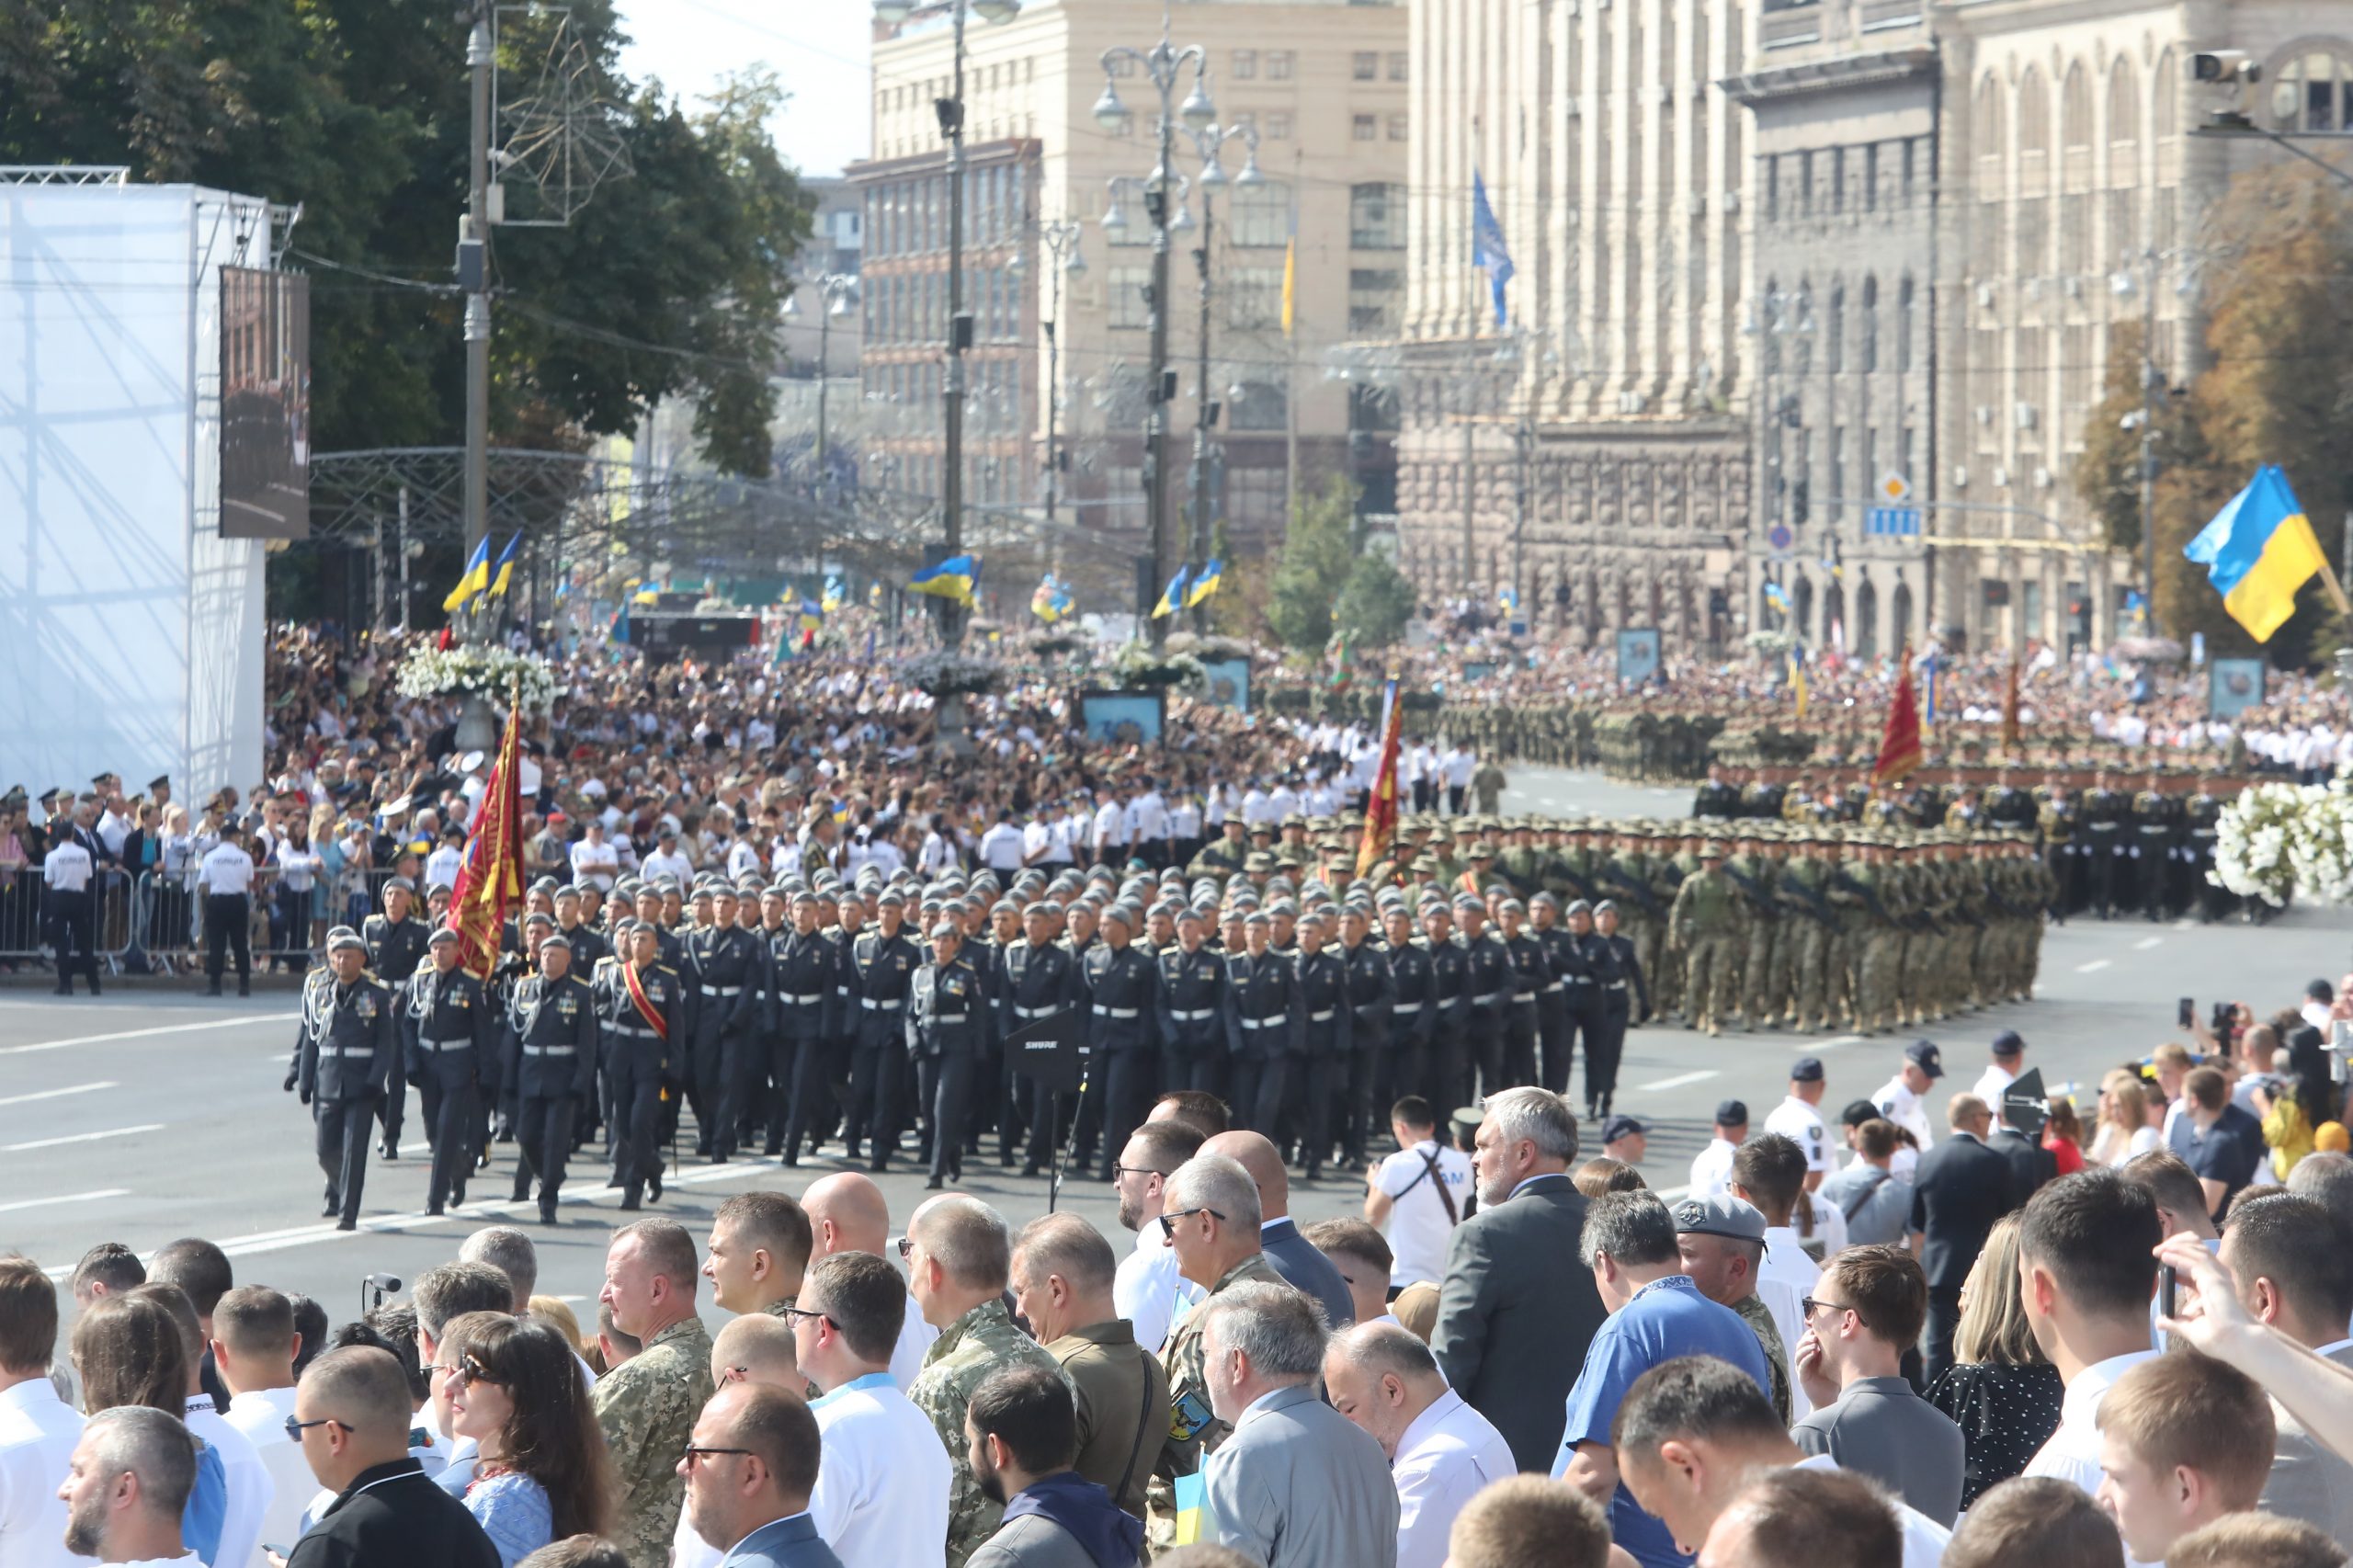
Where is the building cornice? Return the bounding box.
[843,138,1040,182]
[1719,44,1938,106]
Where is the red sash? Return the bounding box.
[620,961,669,1043]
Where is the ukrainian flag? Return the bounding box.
[797,598,823,634]
[1790,648,1809,720]
[487,532,522,599]
[2186,465,2335,643]
[441,538,491,613]
[1171,1472,1210,1545]
[1186,558,1223,608]
[910,553,979,608]
[1153,565,1190,619]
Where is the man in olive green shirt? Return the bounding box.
[1013,1212,1172,1523]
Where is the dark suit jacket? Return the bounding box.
[1261,1217,1357,1329]
[720,1512,845,1568]
[1908,1132,2017,1290]
[1429,1171,1607,1471]
[1991,1128,2057,1209]
[287,1459,500,1568]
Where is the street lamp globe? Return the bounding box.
[872,0,914,24]
[1092,82,1128,131]
[972,0,1022,19]
[828,290,855,318]
[1065,244,1089,276]
[1234,155,1266,187]
[1198,155,1228,188]
[783,290,802,317]
[1178,79,1217,129]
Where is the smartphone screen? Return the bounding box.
[2158,1263,2179,1322]
[2177,997,2196,1030]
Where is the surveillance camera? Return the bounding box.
[2191,50,2260,85]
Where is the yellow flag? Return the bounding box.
[1280,236,1295,337]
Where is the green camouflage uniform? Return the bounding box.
[1668,862,1745,1033]
[1147,1251,1289,1551]
[910,1298,1073,1568]
[1732,1290,1793,1425]
[591,1316,715,1568]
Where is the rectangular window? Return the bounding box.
[1348,267,1404,334]
[1353,51,1379,81]
[1267,51,1294,80]
[1228,180,1292,247]
[1389,51,1409,82]
[1105,177,1150,246]
[1863,143,1879,211]
[1831,148,1845,212]
[1266,111,1293,140]
[1387,112,1408,142]
[1227,267,1287,329]
[1233,50,1256,80]
[1349,182,1406,248]
[1353,114,1377,141]
[1108,266,1151,330]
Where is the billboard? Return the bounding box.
[219,266,311,539]
[1080,689,1166,745]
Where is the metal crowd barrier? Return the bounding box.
[118,866,404,978]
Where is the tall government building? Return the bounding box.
[1399,0,2353,654]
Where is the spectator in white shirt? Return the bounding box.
[1971,1032,2025,1113]
[1761,1059,1835,1195]
[210,1287,313,1568]
[1305,1221,1401,1330]
[977,812,1026,873]
[568,823,620,893]
[1324,1324,1516,1568]
[2090,1352,2275,1568]
[639,830,694,887]
[1365,1097,1473,1289]
[423,824,467,892]
[2018,1169,2165,1506]
[1108,1123,1206,1356]
[1687,1101,1750,1200]
[0,1256,84,1568]
[788,1253,950,1568]
[55,1406,197,1568]
[1728,1135,1824,1425]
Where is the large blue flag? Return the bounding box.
[1472,170,1515,328]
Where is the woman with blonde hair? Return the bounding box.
[526,1295,590,1360]
[2087,1069,2159,1165]
[1923,1213,2064,1509]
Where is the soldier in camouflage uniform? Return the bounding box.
[592,1219,717,1568]
[1727,829,1783,1028]
[1667,841,1745,1036]
[1779,831,1845,1032]
[1148,1153,1290,1551]
[905,1195,1072,1568]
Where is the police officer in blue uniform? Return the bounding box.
[503,935,598,1224]
[404,926,491,1215]
[908,919,990,1188]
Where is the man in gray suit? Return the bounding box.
[2222,1191,2353,1544]
[1199,1282,1400,1568]
[677,1382,844,1568]
[1431,1085,1608,1471]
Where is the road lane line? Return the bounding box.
[0,1013,294,1056]
[2075,960,2112,973]
[1813,1035,1863,1050]
[1636,1070,1721,1093]
[2,1124,164,1153]
[0,1080,116,1108]
[0,1188,130,1216]
[2134,937,2162,950]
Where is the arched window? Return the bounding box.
[1794,575,1815,639]
[1762,277,1783,378]
[1973,74,2007,279]
[2108,58,2142,264]
[1856,576,1880,660]
[1828,280,1846,374]
[2270,50,2353,132]
[1891,580,1915,651]
[2018,67,2052,276]
[1860,276,1880,373]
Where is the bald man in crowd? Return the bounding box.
[1201,1131,1355,1329]
[803,1172,938,1384]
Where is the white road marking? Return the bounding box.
[2075,960,2112,973]
[0,1080,116,1108]
[1813,1035,1863,1050]
[0,1188,130,1216]
[2,1124,164,1153]
[0,1013,294,1056]
[2172,918,2195,930]
[1637,1070,1722,1093]
[2134,937,2163,950]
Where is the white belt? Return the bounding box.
[701,984,743,996]
[781,993,824,1006]
[522,1044,577,1056]
[610,1022,661,1038]
[1392,1001,1422,1013]
[1472,991,1505,1006]
[1539,982,1563,994]
[1241,1017,1276,1029]
[861,997,904,1010]
[1513,992,1539,1006]
[1014,1004,1063,1018]
[321,1045,372,1058]
[1171,1008,1216,1021]
[418,1037,472,1052]
[1308,1008,1336,1022]
[1094,1005,1140,1018]
[1608,979,1629,990]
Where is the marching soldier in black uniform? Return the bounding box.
[1381,904,1438,1115]
[1592,900,1646,1119]
[1495,899,1551,1090]
[1692,765,1742,820]
[1455,894,1515,1103]
[597,919,686,1210]
[364,879,431,1159]
[769,892,837,1164]
[404,926,492,1215]
[1532,892,1610,1102]
[1079,905,1159,1179]
[503,935,598,1223]
[1336,903,1396,1166]
[1742,775,1788,822]
[1985,767,2038,835]
[1225,911,1303,1138]
[845,889,920,1170]
[1004,902,1080,1174]
[2186,776,2231,924]
[908,919,990,1188]
[2133,770,2181,921]
[2082,767,2131,919]
[686,884,765,1161]
[1290,912,1352,1180]
[634,883,688,970]
[1155,905,1230,1100]
[287,932,403,1232]
[1421,901,1473,1113]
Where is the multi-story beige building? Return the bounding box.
[851,0,1410,608]
[1397,0,1753,651]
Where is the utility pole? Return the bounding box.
[454,1,496,749]
[789,273,858,489]
[940,1,971,646]
[1511,411,1532,621]
[1038,220,1086,550]
[2139,251,2159,640]
[1177,119,1258,633]
[396,485,412,634]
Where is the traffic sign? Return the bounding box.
[1877,471,1913,504]
[1866,506,1922,538]
[1767,524,1794,556]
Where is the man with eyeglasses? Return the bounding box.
[674,1384,841,1568]
[1145,1152,1288,1552]
[1108,1120,1208,1356]
[786,1253,950,1567]
[283,1346,498,1568]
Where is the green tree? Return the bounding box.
[1266,476,1356,650]
[1335,551,1415,647]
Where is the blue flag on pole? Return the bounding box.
[1472,171,1515,328]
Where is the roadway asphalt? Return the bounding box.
[0,766,2341,1333]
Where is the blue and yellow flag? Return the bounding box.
[1763,581,1790,614]
[441,538,491,613]
[797,598,823,634]
[822,574,847,612]
[1171,1472,1210,1546]
[910,553,979,608]
[1032,574,1074,623]
[1186,559,1223,608]
[487,532,522,599]
[1790,648,1809,721]
[1153,565,1190,619]
[2186,465,2336,643]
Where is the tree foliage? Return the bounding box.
[1336,551,1415,648]
[0,0,812,474]
[1266,477,1358,650]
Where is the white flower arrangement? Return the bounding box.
[902,651,1006,697]
[1108,644,1209,691]
[1745,630,1795,657]
[2211,778,2353,907]
[393,642,563,714]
